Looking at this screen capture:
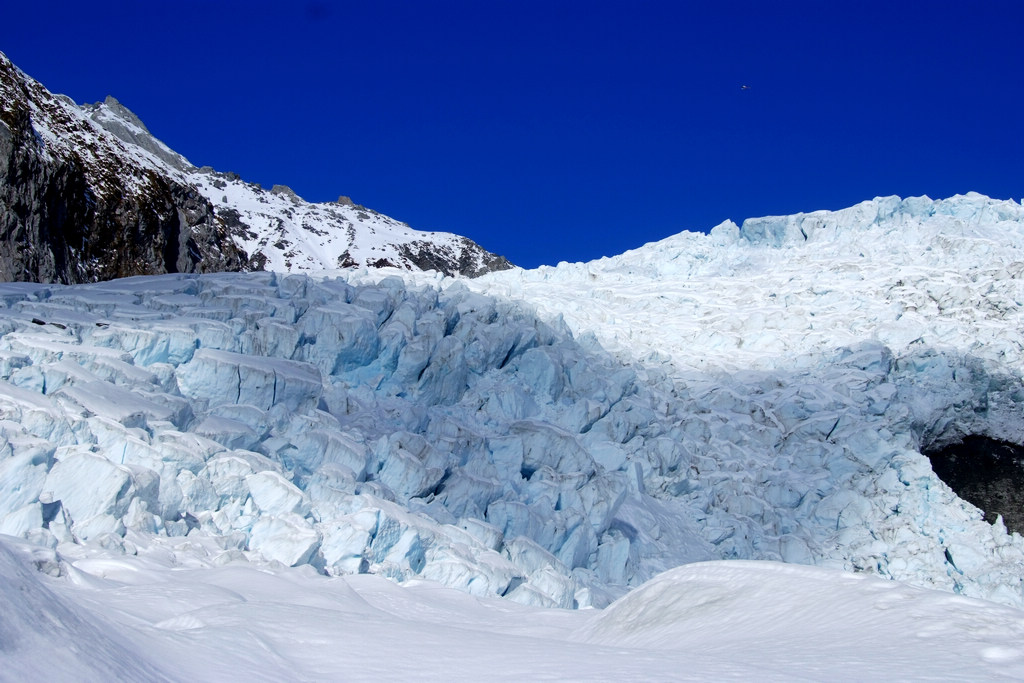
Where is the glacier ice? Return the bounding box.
[1,193,1024,609]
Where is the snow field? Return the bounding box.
[4,536,1023,681]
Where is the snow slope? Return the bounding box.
[0,538,173,681]
[2,192,1024,678]
[83,96,511,276]
[3,536,1023,681]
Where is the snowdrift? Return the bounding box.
[3,539,1022,681]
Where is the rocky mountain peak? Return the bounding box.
[82,95,192,172]
[0,51,512,284]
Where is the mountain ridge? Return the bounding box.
[0,51,512,284]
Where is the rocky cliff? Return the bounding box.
[0,54,252,283]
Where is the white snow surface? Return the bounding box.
[3,192,1024,678]
[4,535,1024,681]
[475,192,1024,376]
[187,168,495,274]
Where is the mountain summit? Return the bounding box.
[0,51,512,284]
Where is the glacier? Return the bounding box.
[2,192,1024,677]
[0,269,668,609]
[4,43,1024,680]
[1,191,1023,615]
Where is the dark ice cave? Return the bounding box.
[924,435,1024,535]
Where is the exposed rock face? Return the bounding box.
[0,51,512,284]
[0,53,250,284]
[399,237,513,277]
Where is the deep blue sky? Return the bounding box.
[2,1,1022,267]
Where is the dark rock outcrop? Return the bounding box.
[0,53,250,284]
[399,237,513,277]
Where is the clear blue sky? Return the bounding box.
[2,1,1022,268]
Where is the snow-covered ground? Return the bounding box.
[3,192,1024,678]
[4,537,1023,681]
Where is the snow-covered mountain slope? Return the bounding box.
[0,51,510,283]
[185,167,509,275]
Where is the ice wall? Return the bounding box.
[0,258,1022,608]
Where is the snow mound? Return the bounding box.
[576,560,1024,679]
[0,537,172,682]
